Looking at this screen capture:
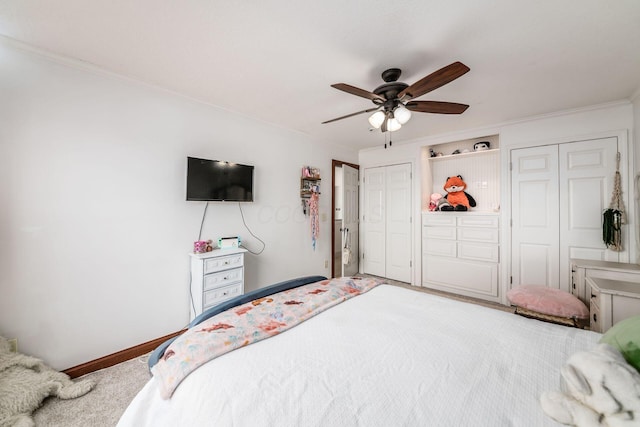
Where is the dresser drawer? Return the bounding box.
[457,227,499,243]
[457,216,499,228]
[423,226,456,240]
[458,242,499,263]
[425,238,457,257]
[423,215,456,227]
[203,282,243,309]
[204,253,244,274]
[203,267,243,291]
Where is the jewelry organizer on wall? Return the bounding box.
[301,166,321,215]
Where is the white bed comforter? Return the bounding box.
[118,284,600,427]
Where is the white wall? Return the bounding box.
[0,39,357,370]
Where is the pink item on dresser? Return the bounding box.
[507,284,589,320]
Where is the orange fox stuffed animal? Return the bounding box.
[441,175,476,211]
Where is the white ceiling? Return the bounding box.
[1,0,639,150]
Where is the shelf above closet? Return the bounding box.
[429,148,499,162]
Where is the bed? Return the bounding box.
[117,276,602,426]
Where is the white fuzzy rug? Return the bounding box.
[0,337,95,427]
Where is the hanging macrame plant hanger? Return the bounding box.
[602,152,625,252]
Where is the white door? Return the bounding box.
[385,164,412,282]
[363,167,386,277]
[342,164,359,277]
[363,164,412,282]
[511,137,620,292]
[511,145,560,288]
[559,138,620,289]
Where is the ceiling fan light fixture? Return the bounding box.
[387,117,402,132]
[368,110,385,129]
[394,105,412,124]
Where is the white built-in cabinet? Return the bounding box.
[422,212,500,301]
[362,163,412,283]
[510,137,627,293]
[421,135,501,302]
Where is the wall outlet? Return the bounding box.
[8,338,17,353]
[324,260,329,268]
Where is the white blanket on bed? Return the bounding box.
[118,285,600,427]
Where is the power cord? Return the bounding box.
[197,201,209,241]
[188,202,209,319]
[238,202,266,255]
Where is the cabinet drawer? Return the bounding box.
[425,238,457,257]
[457,216,499,228]
[204,254,244,274]
[423,226,456,240]
[423,255,498,297]
[423,215,456,227]
[203,267,243,291]
[203,282,243,309]
[458,242,499,263]
[457,227,499,243]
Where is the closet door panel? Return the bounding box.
[363,164,412,282]
[511,145,560,288]
[559,137,619,291]
[363,168,386,277]
[385,163,412,283]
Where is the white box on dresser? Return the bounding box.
[422,212,500,302]
[190,248,247,322]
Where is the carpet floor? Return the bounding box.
[33,278,513,426]
[34,354,151,427]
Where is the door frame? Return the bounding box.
[331,159,360,279]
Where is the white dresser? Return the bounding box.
[587,276,640,333]
[422,212,499,302]
[571,259,640,304]
[189,248,247,321]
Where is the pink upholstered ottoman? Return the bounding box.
[507,285,589,327]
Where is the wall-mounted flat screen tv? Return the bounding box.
[186,157,254,202]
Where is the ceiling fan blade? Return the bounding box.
[398,62,470,100]
[406,101,469,114]
[331,83,386,101]
[322,107,380,124]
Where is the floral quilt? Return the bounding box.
[152,276,382,399]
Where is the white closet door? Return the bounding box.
[342,164,359,277]
[363,167,386,277]
[559,138,619,290]
[363,164,412,282]
[511,145,560,288]
[385,163,412,282]
[511,137,620,292]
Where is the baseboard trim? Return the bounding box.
[63,329,185,378]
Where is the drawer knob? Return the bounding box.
[593,313,597,322]
[591,294,596,299]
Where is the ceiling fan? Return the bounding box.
[322,61,470,133]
